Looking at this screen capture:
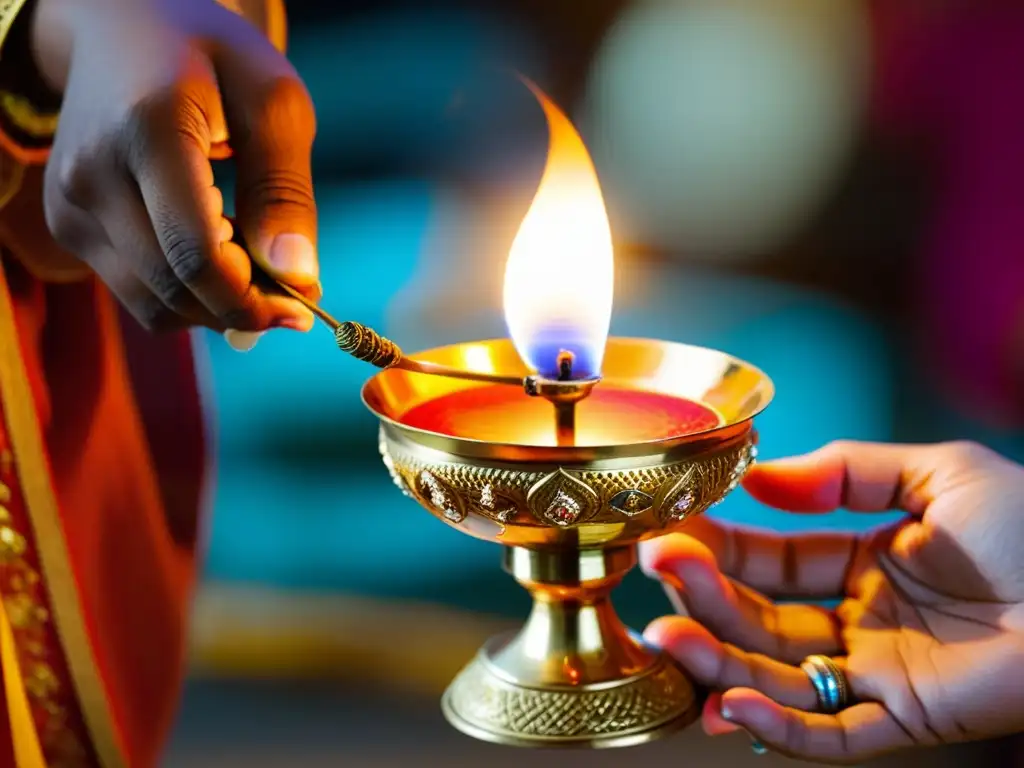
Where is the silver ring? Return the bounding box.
[800,654,850,714]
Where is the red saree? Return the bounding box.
[0,1,286,764]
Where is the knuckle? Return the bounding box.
[47,150,95,209]
[824,439,860,456]
[219,288,278,332]
[120,84,211,165]
[238,75,316,149]
[148,264,194,310]
[730,651,757,690]
[120,93,169,156]
[130,294,179,333]
[939,440,993,467]
[42,171,89,254]
[260,75,315,130]
[242,168,316,212]
[42,197,78,251]
[219,307,263,333]
[161,227,212,287]
[784,712,811,756]
[175,96,210,147]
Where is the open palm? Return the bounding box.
[640,440,1024,764]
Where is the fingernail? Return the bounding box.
[266,234,318,280]
[720,704,733,721]
[224,330,264,352]
[276,311,314,332]
[703,716,741,737]
[750,740,769,755]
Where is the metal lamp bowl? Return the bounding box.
[362,337,773,748]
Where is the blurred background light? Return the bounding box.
[584,0,871,261]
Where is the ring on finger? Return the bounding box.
[800,654,851,714]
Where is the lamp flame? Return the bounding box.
[503,81,614,380]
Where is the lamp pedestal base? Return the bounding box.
[441,546,699,748]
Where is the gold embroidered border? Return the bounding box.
[0,92,57,139]
[0,258,127,767]
[0,470,91,765]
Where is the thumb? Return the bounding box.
[213,25,319,289]
[237,140,318,289]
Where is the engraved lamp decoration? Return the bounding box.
[362,82,774,748]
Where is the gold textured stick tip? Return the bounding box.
[334,321,403,369]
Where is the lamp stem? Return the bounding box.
[490,546,655,684]
[554,401,577,447]
[440,549,700,744]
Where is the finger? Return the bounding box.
[644,617,820,711]
[659,515,871,599]
[95,182,221,329]
[218,211,234,242]
[224,215,322,302]
[89,253,192,334]
[212,26,318,287]
[36,191,193,332]
[743,440,944,515]
[640,534,843,662]
[660,580,689,617]
[702,692,741,736]
[719,688,913,764]
[125,54,311,330]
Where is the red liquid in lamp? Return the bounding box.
[399,384,721,447]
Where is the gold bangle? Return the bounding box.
[0,90,56,138]
[0,0,57,160]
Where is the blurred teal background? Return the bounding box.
[202,181,902,625]
[167,1,1024,765]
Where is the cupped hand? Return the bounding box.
[31,0,318,332]
[640,440,1024,764]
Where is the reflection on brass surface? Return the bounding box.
[444,643,696,747]
[363,338,773,748]
[363,337,772,460]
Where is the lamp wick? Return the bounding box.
[557,350,575,382]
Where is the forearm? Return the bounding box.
[28,0,287,94]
